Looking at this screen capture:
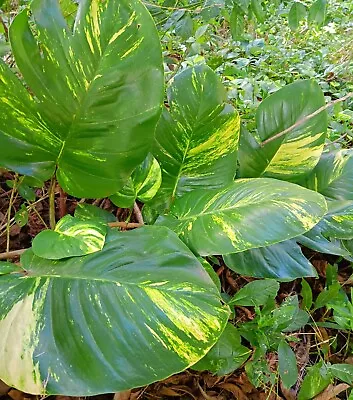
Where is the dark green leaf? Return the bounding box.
[224,240,317,280]
[156,179,327,256]
[0,226,229,395]
[315,282,341,309]
[238,80,327,182]
[193,323,251,375]
[278,341,298,389]
[3,0,164,198]
[229,280,279,306]
[301,279,313,310]
[329,364,353,385]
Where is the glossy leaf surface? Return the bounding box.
[2,0,164,197]
[32,214,107,260]
[153,65,240,208]
[111,154,162,208]
[238,80,327,182]
[0,226,229,395]
[224,240,317,280]
[156,178,327,256]
[303,149,353,200]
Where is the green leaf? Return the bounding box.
[74,203,116,223]
[3,0,164,198]
[328,364,353,384]
[298,224,352,258]
[153,65,240,209]
[32,214,107,260]
[318,201,353,240]
[270,295,309,332]
[0,226,229,395]
[0,262,18,275]
[15,204,28,227]
[315,282,341,309]
[278,341,298,389]
[288,2,307,31]
[111,154,162,208]
[308,0,327,26]
[298,362,331,400]
[224,240,317,280]
[156,178,327,256]
[238,80,327,182]
[199,258,221,292]
[301,279,313,310]
[230,6,244,40]
[229,280,279,306]
[250,0,265,23]
[303,149,353,201]
[193,323,251,375]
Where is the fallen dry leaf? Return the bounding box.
[314,383,350,400]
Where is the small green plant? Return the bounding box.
[0,0,353,397]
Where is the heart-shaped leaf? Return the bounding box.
[110,154,162,208]
[288,2,307,31]
[0,226,229,395]
[156,178,327,256]
[238,80,327,182]
[1,0,164,197]
[224,240,317,280]
[32,214,107,259]
[153,65,240,209]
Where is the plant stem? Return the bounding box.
[133,202,144,225]
[49,176,56,230]
[0,222,144,261]
[0,248,26,261]
[108,222,143,229]
[6,176,17,254]
[260,92,353,147]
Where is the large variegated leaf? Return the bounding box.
[303,149,353,200]
[238,80,327,182]
[223,240,317,280]
[110,154,162,208]
[298,225,351,258]
[2,0,164,197]
[156,178,327,256]
[0,226,229,395]
[153,65,240,208]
